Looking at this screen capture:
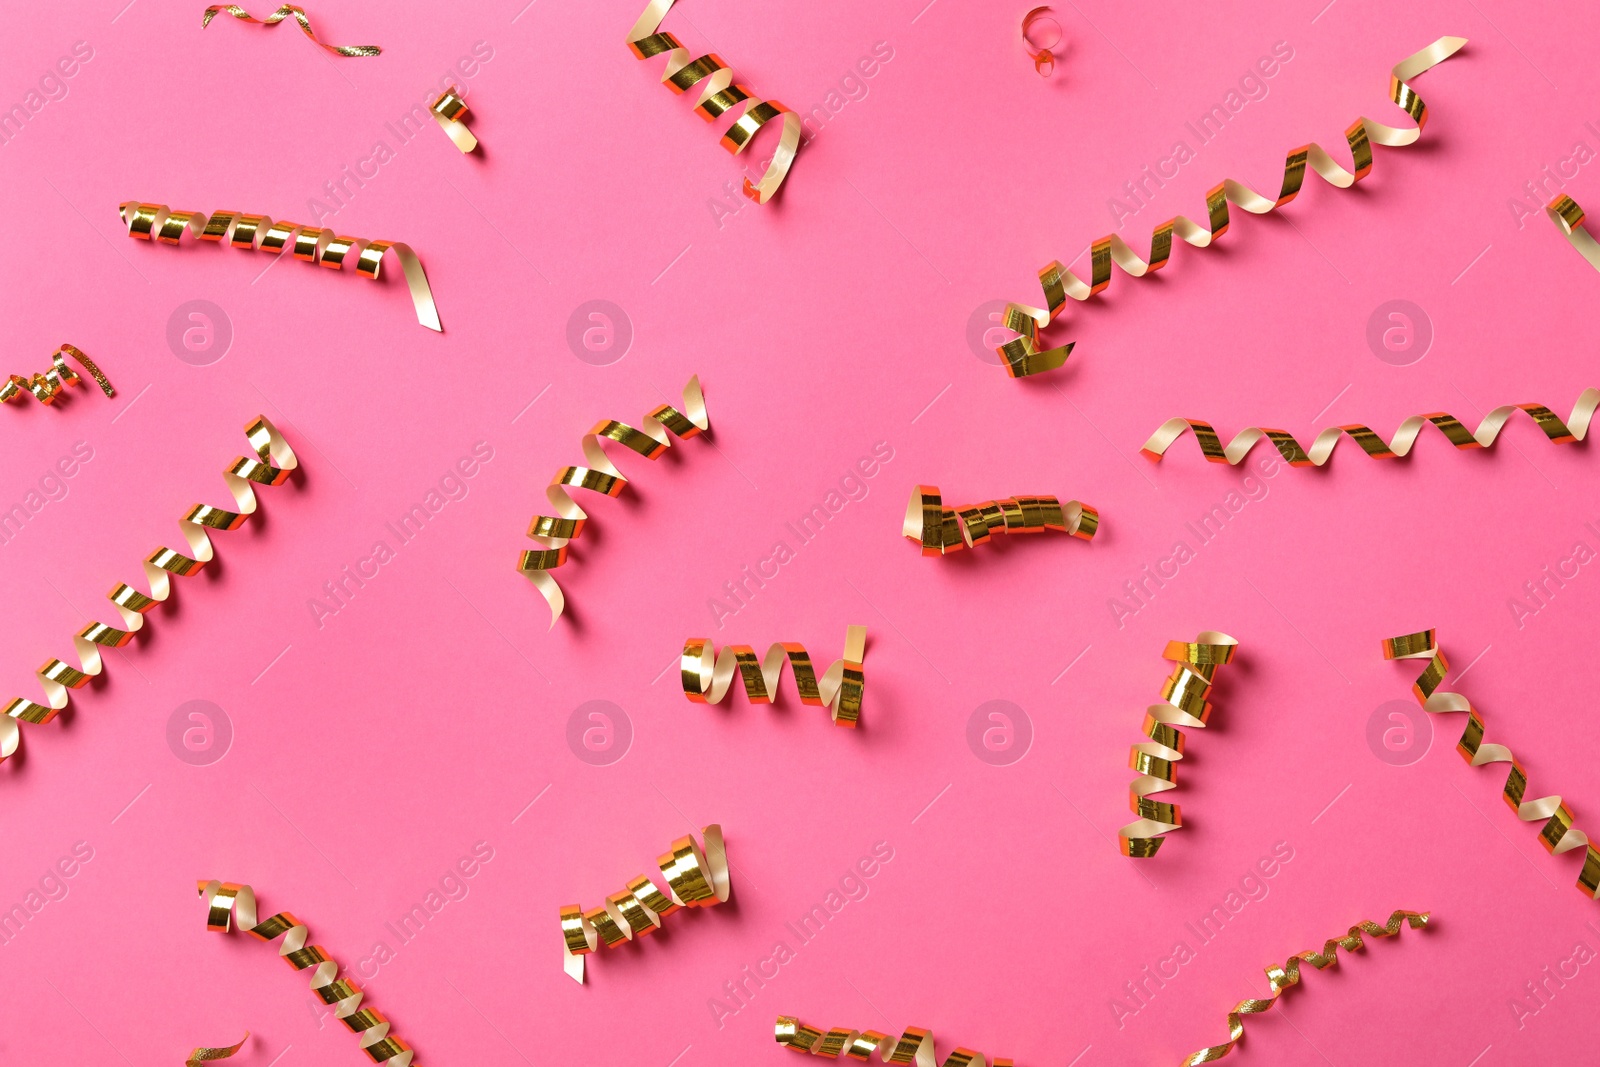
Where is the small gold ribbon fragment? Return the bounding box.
[431,87,478,154]
[681,626,866,727]
[776,1016,1014,1066]
[1021,7,1059,77]
[1120,632,1239,858]
[995,36,1467,377]
[200,5,381,56]
[1547,194,1600,272]
[2,345,114,407]
[1384,630,1600,899]
[186,1033,249,1065]
[903,485,1098,556]
[198,882,416,1065]
[1180,911,1430,1064]
[562,824,729,984]
[626,0,801,204]
[119,202,441,332]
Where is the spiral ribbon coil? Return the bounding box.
[681,626,866,727]
[1547,194,1600,272]
[200,5,381,56]
[776,1017,1013,1067]
[903,485,1097,555]
[2,345,114,408]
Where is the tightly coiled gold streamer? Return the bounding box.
[626,0,801,204]
[1547,194,1600,272]
[1,417,297,763]
[2,345,114,408]
[1120,632,1239,858]
[431,87,478,153]
[1384,630,1600,899]
[902,485,1098,556]
[198,882,417,1065]
[681,626,866,727]
[1142,389,1599,466]
[119,202,441,332]
[1021,7,1059,78]
[201,5,381,56]
[995,36,1467,377]
[186,1033,248,1065]
[519,376,709,626]
[776,1016,1014,1067]
[1180,910,1431,1065]
[561,824,729,984]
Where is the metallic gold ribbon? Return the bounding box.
[1384,630,1600,899]
[198,882,416,1065]
[1180,911,1431,1065]
[186,1034,248,1065]
[902,485,1098,556]
[430,87,478,154]
[994,36,1467,377]
[561,824,728,984]
[2,345,114,408]
[1142,390,1600,467]
[1021,7,1058,77]
[1119,632,1239,858]
[1,417,297,763]
[200,5,381,56]
[681,626,867,727]
[519,376,709,627]
[118,202,441,333]
[776,1017,1014,1067]
[626,0,801,204]
[1547,194,1600,272]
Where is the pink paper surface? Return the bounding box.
[1,1,1597,1064]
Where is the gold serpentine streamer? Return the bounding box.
[198,882,416,1065]
[1179,910,1431,1065]
[519,376,709,626]
[681,626,867,727]
[1119,632,1239,858]
[1,416,297,764]
[1547,194,1600,272]
[2,345,114,408]
[776,1017,1014,1066]
[561,824,729,984]
[1141,389,1600,467]
[626,0,802,204]
[994,36,1467,377]
[186,1034,248,1065]
[903,485,1098,556]
[200,5,381,56]
[1384,630,1600,899]
[430,87,478,154]
[119,202,441,332]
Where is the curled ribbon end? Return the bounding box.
[185,1032,249,1066]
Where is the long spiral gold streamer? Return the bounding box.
[994,36,1467,377]
[681,626,867,727]
[902,485,1098,556]
[561,824,729,984]
[2,345,114,408]
[198,882,417,1065]
[119,202,440,332]
[776,1016,1014,1067]
[626,0,802,204]
[1142,389,1599,467]
[1,416,297,764]
[186,1033,248,1066]
[200,5,381,56]
[1179,910,1431,1065]
[1384,630,1600,899]
[519,376,709,626]
[1119,632,1239,858]
[1547,193,1600,272]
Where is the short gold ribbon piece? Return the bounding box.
[903,485,1098,556]
[200,5,381,56]
[995,36,1467,377]
[430,87,478,153]
[562,825,729,984]
[2,417,297,765]
[185,1033,249,1066]
[1119,633,1239,858]
[1384,630,1600,899]
[1547,193,1600,272]
[681,626,867,727]
[1020,7,1059,77]
[2,344,114,408]
[776,1017,1014,1066]
[119,202,441,332]
[1180,911,1431,1064]
[198,882,417,1065]
[626,0,801,204]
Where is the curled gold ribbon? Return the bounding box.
[1,417,297,763]
[995,36,1467,377]
[776,1017,1014,1066]
[1384,630,1600,899]
[2,344,114,407]
[519,376,709,627]
[197,882,416,1065]
[681,626,867,727]
[200,5,381,56]
[1142,390,1600,467]
[626,0,801,204]
[1547,194,1600,272]
[186,1033,248,1065]
[1180,911,1431,1065]
[902,485,1098,556]
[1021,7,1059,77]
[430,87,478,154]
[119,202,441,333]
[561,824,728,984]
[1119,632,1239,858]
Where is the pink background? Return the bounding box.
[1,0,1597,1064]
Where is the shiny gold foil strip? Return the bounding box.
[430,87,478,153]
[1384,630,1600,899]
[1,417,297,764]
[1021,7,1059,77]
[1120,632,1239,858]
[681,626,867,727]
[1547,193,1600,272]
[519,376,709,626]
[2,344,114,408]
[561,824,728,984]
[200,5,381,56]
[776,1016,1014,1067]
[186,1033,249,1065]
[994,36,1467,377]
[902,484,1098,556]
[118,201,441,332]
[1180,911,1431,1064]
[626,0,801,204]
[197,882,417,1065]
